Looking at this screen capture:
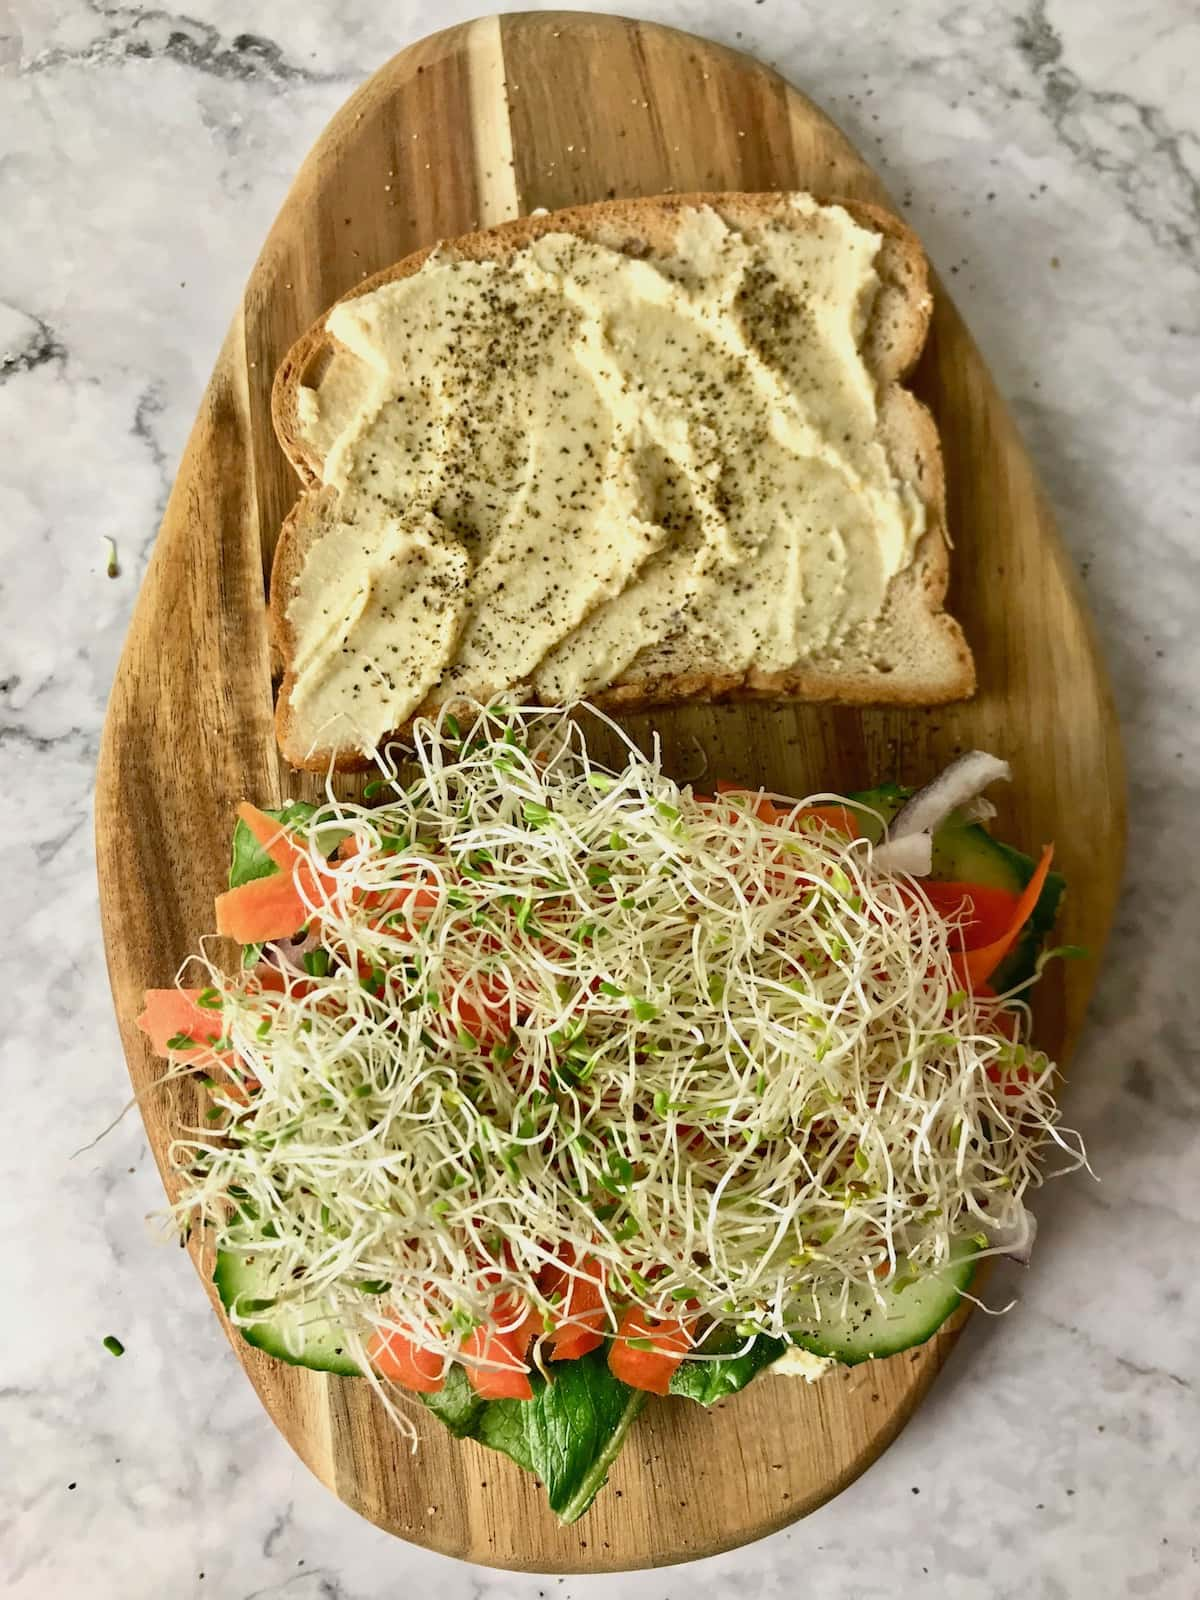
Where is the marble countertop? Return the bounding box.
[3,0,1197,1594]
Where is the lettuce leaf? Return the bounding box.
[418,1331,784,1521]
[420,1346,645,1523]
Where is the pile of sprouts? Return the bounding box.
[169,703,1083,1372]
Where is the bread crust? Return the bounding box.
[270,192,973,771]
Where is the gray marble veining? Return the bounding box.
[2,1,1197,1595]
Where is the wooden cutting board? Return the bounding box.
[95,10,1125,1572]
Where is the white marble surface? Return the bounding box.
[3,0,1197,1594]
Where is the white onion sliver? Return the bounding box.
[872,832,933,876]
[985,1205,1038,1265]
[889,751,1011,840]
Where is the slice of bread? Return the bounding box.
[271,192,973,771]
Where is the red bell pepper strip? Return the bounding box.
[951,845,1055,989]
[917,880,1021,949]
[448,976,517,1048]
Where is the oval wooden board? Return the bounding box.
[96,9,1125,1573]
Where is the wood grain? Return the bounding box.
[95,10,1126,1572]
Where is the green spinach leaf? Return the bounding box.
[418,1363,487,1439]
[229,801,318,889]
[668,1326,786,1404]
[420,1346,645,1523]
[513,1350,645,1521]
[476,1392,537,1473]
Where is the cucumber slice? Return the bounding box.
[929,812,1019,888]
[850,785,1065,989]
[788,1238,977,1364]
[846,782,908,843]
[214,1249,360,1376]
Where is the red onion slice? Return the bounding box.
[260,925,322,974]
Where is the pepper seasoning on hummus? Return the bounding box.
[274,193,967,764]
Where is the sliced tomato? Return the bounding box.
[608,1307,692,1395]
[136,988,225,1059]
[951,845,1055,990]
[334,830,442,923]
[448,975,516,1048]
[461,1297,537,1400]
[220,1072,260,1107]
[215,873,308,944]
[368,1326,445,1394]
[360,881,441,922]
[917,880,1021,949]
[540,1250,607,1361]
[986,1058,1033,1095]
[714,781,781,824]
[973,984,1021,1046]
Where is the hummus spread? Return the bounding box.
[287,196,925,755]
[772,1346,835,1382]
